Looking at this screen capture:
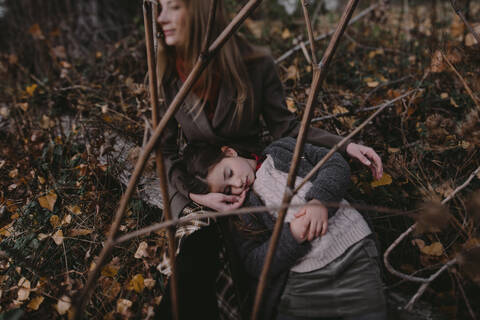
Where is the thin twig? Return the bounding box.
[275,3,379,63]
[441,51,480,109]
[312,89,415,122]
[114,200,406,245]
[300,0,318,65]
[143,2,179,319]
[73,1,264,317]
[449,0,480,45]
[252,0,361,318]
[454,271,478,320]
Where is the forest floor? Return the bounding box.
[0,0,480,319]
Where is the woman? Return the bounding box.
[155,0,383,318]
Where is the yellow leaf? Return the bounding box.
[101,265,119,278]
[96,51,103,59]
[28,24,45,40]
[440,92,449,99]
[387,147,400,153]
[56,295,71,315]
[420,241,444,256]
[367,81,379,88]
[0,221,14,237]
[286,65,299,81]
[134,241,149,259]
[52,230,63,245]
[127,274,145,293]
[38,191,57,211]
[38,176,45,184]
[66,205,82,215]
[10,213,19,220]
[371,173,393,188]
[116,299,132,315]
[37,233,50,240]
[26,84,38,97]
[465,24,480,47]
[450,97,459,108]
[27,296,44,310]
[69,228,93,237]
[281,28,291,39]
[49,215,60,228]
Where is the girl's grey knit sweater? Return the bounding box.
[231,137,354,319]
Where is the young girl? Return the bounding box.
[182,137,387,320]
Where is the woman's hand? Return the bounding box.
[189,190,247,211]
[346,143,383,180]
[293,199,328,241]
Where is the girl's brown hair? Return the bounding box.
[156,0,267,123]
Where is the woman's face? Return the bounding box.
[157,0,188,50]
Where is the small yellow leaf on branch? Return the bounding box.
[420,241,444,256]
[371,173,392,188]
[26,84,38,97]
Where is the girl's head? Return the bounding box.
[156,0,267,123]
[182,142,256,195]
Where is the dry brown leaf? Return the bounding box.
[281,28,291,39]
[66,205,82,215]
[465,24,480,47]
[27,296,44,310]
[52,230,64,245]
[286,65,299,81]
[144,278,156,289]
[17,277,31,301]
[134,241,149,259]
[49,215,60,228]
[420,241,444,256]
[38,191,57,212]
[69,228,93,237]
[28,24,45,40]
[61,214,72,226]
[8,168,18,178]
[430,50,445,73]
[56,295,71,315]
[116,299,132,315]
[127,274,145,293]
[37,233,50,240]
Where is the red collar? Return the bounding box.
[251,153,265,171]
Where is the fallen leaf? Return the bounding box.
[281,28,291,39]
[144,278,156,289]
[116,299,132,315]
[69,229,93,237]
[51,46,66,59]
[420,241,444,256]
[38,191,57,211]
[52,230,64,245]
[17,277,31,301]
[27,296,44,310]
[465,24,480,47]
[286,65,299,81]
[37,233,50,240]
[367,81,379,88]
[286,97,296,113]
[127,274,145,293]
[49,215,60,228]
[28,24,45,40]
[450,97,459,108]
[134,241,149,259]
[8,168,18,178]
[61,214,72,226]
[66,205,82,215]
[26,84,38,97]
[430,50,445,73]
[56,295,71,315]
[371,173,392,188]
[101,265,119,278]
[440,92,449,99]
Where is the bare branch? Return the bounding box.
[252,0,361,318]
[275,3,379,64]
[73,1,264,317]
[449,0,480,45]
[300,0,318,65]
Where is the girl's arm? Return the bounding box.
[231,194,311,279]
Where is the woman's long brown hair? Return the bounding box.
[156,0,267,124]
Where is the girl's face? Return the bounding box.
[206,148,256,195]
[157,0,188,50]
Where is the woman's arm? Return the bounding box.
[260,56,383,178]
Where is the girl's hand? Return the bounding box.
[346,142,383,180]
[294,199,328,241]
[290,211,309,243]
[189,190,247,211]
